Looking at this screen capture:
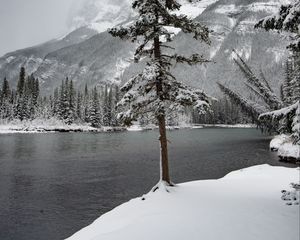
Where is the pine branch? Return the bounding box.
[259,69,273,92]
[171,54,210,65]
[233,52,283,110]
[217,82,268,124]
[244,82,266,100]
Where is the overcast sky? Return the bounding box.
[0,0,84,56]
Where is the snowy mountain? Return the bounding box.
[170,0,290,95]
[67,0,134,34]
[0,0,290,96]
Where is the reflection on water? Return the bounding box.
[0,129,292,240]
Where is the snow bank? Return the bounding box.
[126,125,144,131]
[270,134,300,161]
[66,165,299,240]
[270,134,290,151]
[278,142,300,161]
[200,123,256,128]
[0,119,125,134]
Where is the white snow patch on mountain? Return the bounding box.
[214,4,237,14]
[177,0,219,18]
[247,1,289,13]
[112,54,134,84]
[68,0,219,36]
[6,56,15,63]
[161,0,219,41]
[68,0,134,34]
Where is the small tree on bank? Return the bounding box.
[109,0,212,188]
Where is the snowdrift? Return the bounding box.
[66,165,299,240]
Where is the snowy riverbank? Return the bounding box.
[270,135,300,162]
[0,119,125,134]
[66,165,299,240]
[0,121,256,134]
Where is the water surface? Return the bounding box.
[0,128,292,240]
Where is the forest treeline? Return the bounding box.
[0,67,120,127]
[0,67,250,126]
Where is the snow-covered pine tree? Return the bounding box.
[32,76,40,110]
[15,67,28,121]
[292,101,300,144]
[89,87,101,127]
[282,59,294,105]
[259,101,300,144]
[255,0,300,52]
[17,67,25,96]
[106,86,113,126]
[109,0,213,187]
[0,77,11,119]
[58,79,70,122]
[111,85,120,126]
[76,91,82,121]
[102,84,110,126]
[255,2,300,137]
[217,83,269,125]
[66,79,76,124]
[83,84,90,123]
[291,53,300,103]
[232,50,283,110]
[52,87,60,117]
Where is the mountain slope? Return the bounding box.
[0,26,98,88]
[0,0,289,96]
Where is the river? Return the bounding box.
[0,128,292,240]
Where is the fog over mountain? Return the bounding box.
[0,0,289,97]
[0,0,78,56]
[67,0,133,33]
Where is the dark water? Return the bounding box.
[0,128,293,240]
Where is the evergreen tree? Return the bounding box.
[0,78,11,119]
[217,83,269,125]
[14,67,28,120]
[83,83,90,123]
[76,92,82,120]
[282,59,294,105]
[109,0,212,186]
[58,79,69,121]
[260,101,300,144]
[66,79,76,124]
[103,85,113,126]
[17,67,26,96]
[292,101,300,144]
[233,50,283,110]
[2,77,10,99]
[52,87,60,117]
[255,0,300,52]
[111,85,120,126]
[291,53,300,103]
[89,87,101,127]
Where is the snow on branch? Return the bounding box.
[255,0,300,51]
[232,50,283,110]
[218,82,269,124]
[259,101,299,120]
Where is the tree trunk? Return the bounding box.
[154,35,171,185]
[158,114,171,184]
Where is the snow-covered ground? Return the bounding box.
[0,121,256,134]
[199,123,256,128]
[66,164,299,240]
[270,134,291,151]
[278,142,300,161]
[0,119,125,134]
